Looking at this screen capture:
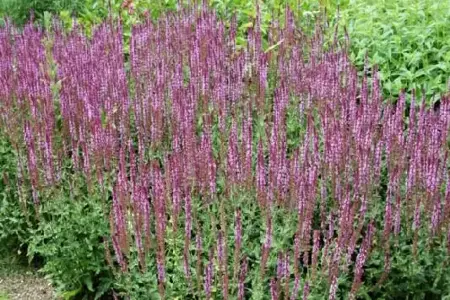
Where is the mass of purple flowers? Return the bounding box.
[1,4,449,299]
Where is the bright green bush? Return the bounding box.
[0,0,84,25]
[334,0,450,100]
[53,0,324,52]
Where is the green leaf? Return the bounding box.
[239,21,254,30]
[84,277,94,292]
[61,287,82,300]
[265,39,284,53]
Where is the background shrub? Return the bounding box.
[0,0,85,25]
[333,0,450,101]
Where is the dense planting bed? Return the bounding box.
[0,3,449,300]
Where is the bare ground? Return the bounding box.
[0,253,56,300]
[0,273,56,300]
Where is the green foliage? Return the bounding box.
[360,229,450,299]
[333,0,450,100]
[47,0,326,52]
[27,177,114,299]
[0,137,29,256]
[0,0,84,25]
[208,0,324,47]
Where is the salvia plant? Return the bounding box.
[0,2,449,299]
